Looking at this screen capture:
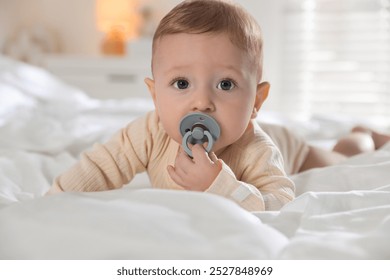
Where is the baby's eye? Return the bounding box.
[217,79,235,91]
[173,79,189,90]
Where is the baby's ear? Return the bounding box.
[144,78,156,102]
[144,78,162,119]
[252,82,270,118]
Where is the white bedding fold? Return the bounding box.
[0,189,288,259]
[255,191,390,259]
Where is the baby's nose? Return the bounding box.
[191,91,215,112]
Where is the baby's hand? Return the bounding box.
[167,144,222,191]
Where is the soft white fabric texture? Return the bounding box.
[1,56,389,259]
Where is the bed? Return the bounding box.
[1,55,389,259]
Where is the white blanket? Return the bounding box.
[1,56,389,259]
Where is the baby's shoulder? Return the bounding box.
[221,122,282,171]
[116,111,171,152]
[119,111,174,159]
[124,111,163,135]
[238,121,276,149]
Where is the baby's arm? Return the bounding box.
[206,147,295,212]
[47,116,151,194]
[168,144,294,212]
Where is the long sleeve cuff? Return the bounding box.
[205,162,265,212]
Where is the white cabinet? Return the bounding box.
[44,55,152,100]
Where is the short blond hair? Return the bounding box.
[152,0,263,76]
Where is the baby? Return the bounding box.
[47,0,295,212]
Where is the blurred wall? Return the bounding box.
[0,0,183,54]
[0,0,284,105]
[0,0,100,54]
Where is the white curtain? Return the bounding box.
[279,0,390,124]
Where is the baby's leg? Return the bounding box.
[298,128,384,173]
[332,132,375,157]
[298,146,347,173]
[352,126,390,149]
[297,126,389,173]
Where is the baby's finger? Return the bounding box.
[176,148,194,169]
[191,144,212,164]
[167,165,186,187]
[209,152,218,163]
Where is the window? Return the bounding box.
[280,0,390,125]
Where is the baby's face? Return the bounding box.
[147,32,262,154]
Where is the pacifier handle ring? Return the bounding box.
[182,131,193,157]
[182,130,214,158]
[204,130,214,152]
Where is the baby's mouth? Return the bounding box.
[179,113,221,157]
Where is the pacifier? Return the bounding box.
[179,112,221,157]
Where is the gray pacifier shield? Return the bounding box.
[179,113,221,157]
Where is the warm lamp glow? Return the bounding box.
[96,0,140,55]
